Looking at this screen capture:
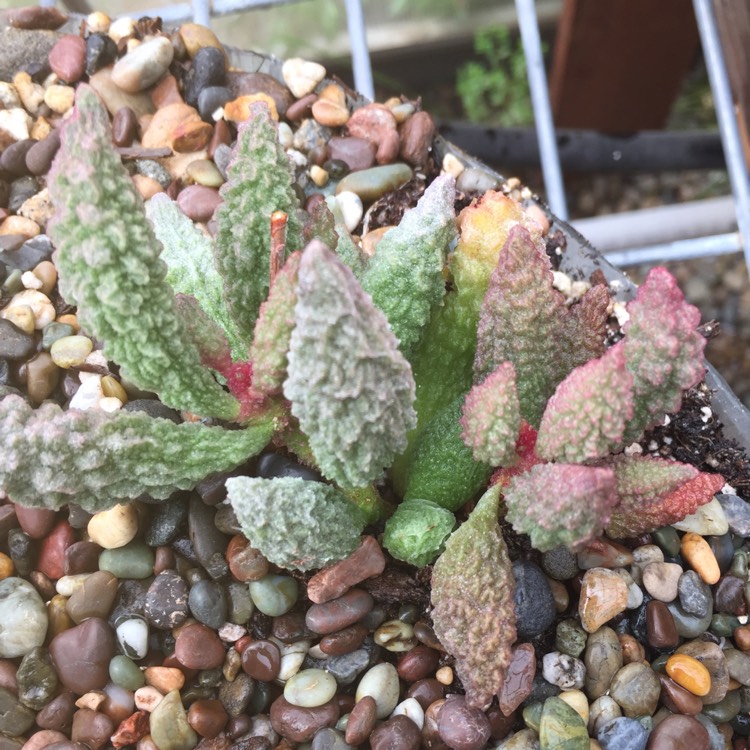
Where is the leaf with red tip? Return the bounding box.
[460,361,521,466]
[174,294,233,376]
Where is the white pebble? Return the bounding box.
[282,58,327,98]
[284,668,337,708]
[99,396,123,413]
[391,697,424,729]
[441,153,465,179]
[109,16,137,43]
[56,574,91,597]
[116,617,149,659]
[86,11,111,33]
[5,289,55,329]
[87,503,139,550]
[218,623,246,642]
[277,121,294,149]
[69,375,104,411]
[336,191,363,232]
[134,686,164,712]
[542,651,586,690]
[355,662,400,719]
[0,108,32,141]
[0,83,21,109]
[672,496,728,536]
[274,638,310,682]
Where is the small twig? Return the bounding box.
[269,210,288,286]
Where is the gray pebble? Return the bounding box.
[145,492,188,546]
[717,494,750,537]
[597,717,648,750]
[189,579,228,629]
[8,176,39,213]
[513,560,556,639]
[0,318,35,360]
[135,159,172,189]
[541,545,579,580]
[0,687,36,736]
[677,570,713,617]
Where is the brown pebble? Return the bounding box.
[370,714,421,750]
[112,107,138,147]
[70,708,114,750]
[187,699,228,739]
[618,633,646,664]
[176,185,222,223]
[319,623,369,657]
[646,600,679,649]
[240,640,280,681]
[64,541,102,576]
[153,546,176,575]
[437,695,491,750]
[174,623,225,670]
[647,713,710,749]
[21,729,69,750]
[8,6,67,29]
[406,678,445,710]
[36,691,76,733]
[172,120,213,153]
[36,519,75,581]
[715,575,746,615]
[49,618,116,695]
[658,674,703,715]
[305,588,374,634]
[49,35,86,83]
[26,352,60,405]
[207,119,232,159]
[272,612,315,643]
[286,93,317,122]
[735,625,750,652]
[14,506,57,540]
[397,644,441,683]
[497,643,536,716]
[269,695,340,742]
[674,640,729,704]
[486,704,516,741]
[25,129,61,176]
[328,136,376,172]
[306,536,386,604]
[399,111,435,167]
[0,659,18,695]
[344,695,377,745]
[151,74,184,108]
[143,666,185,693]
[226,536,269,582]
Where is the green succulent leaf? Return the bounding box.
[431,484,516,709]
[383,498,456,567]
[214,102,304,343]
[146,193,246,360]
[0,394,273,511]
[47,85,239,421]
[360,174,456,358]
[174,294,233,374]
[284,241,416,488]
[226,476,366,571]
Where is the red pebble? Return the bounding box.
[111,710,150,749]
[36,519,75,580]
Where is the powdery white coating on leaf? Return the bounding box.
[536,342,634,463]
[431,484,516,709]
[146,194,245,360]
[505,463,619,552]
[226,476,366,571]
[214,102,303,345]
[604,454,723,538]
[0,395,273,511]
[383,498,456,567]
[47,85,239,421]
[250,252,300,395]
[460,361,521,466]
[284,242,416,488]
[622,267,706,443]
[360,174,457,358]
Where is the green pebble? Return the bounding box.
[740,685,750,713]
[335,163,413,203]
[731,551,748,580]
[227,581,255,624]
[248,574,298,616]
[2,270,23,296]
[149,689,197,750]
[41,322,74,351]
[650,653,670,674]
[555,618,587,658]
[99,540,155,579]
[702,689,742,724]
[711,613,741,637]
[522,701,543,733]
[109,654,145,691]
[651,526,681,558]
[539,696,589,750]
[50,334,93,368]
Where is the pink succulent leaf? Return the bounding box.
[536,342,634,463]
[250,252,301,396]
[460,361,521,466]
[604,454,723,538]
[474,227,609,428]
[490,422,543,491]
[431,484,516,710]
[174,294,233,376]
[622,267,706,443]
[504,463,619,552]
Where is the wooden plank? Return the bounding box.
[549,0,700,132]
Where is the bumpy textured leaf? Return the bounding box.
[431,484,516,709]
[605,455,723,537]
[214,102,303,344]
[284,241,416,488]
[47,85,239,421]
[474,226,608,427]
[361,174,456,358]
[383,498,456,567]
[324,196,368,279]
[227,476,366,571]
[505,463,619,551]
[146,193,246,360]
[249,252,300,396]
[174,294,232,375]
[536,342,634,463]
[0,394,273,511]
[460,361,521,466]
[391,191,529,493]
[404,393,492,511]
[622,267,706,443]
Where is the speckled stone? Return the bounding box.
[15,647,58,710]
[678,570,713,618]
[0,577,47,657]
[144,570,189,630]
[717,494,750,536]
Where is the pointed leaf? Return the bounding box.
[0,394,273,511]
[227,476,366,571]
[174,294,233,375]
[431,484,516,709]
[505,463,619,551]
[47,85,239,420]
[460,361,521,466]
[284,241,416,488]
[536,342,634,463]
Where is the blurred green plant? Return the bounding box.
[457,25,535,127]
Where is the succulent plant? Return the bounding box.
[0,82,726,716]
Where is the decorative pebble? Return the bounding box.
[542,652,586,690]
[583,626,622,700]
[607,662,661,717]
[345,696,377,745]
[579,567,629,633]
[513,560,557,638]
[284,669,338,708]
[642,562,683,602]
[555,618,588,658]
[336,163,412,203]
[249,574,299,617]
[49,335,93,369]
[241,639,281,681]
[149,689,198,750]
[111,36,175,93]
[678,569,713,617]
[16,646,59,710]
[144,570,190,629]
[109,654,146,691]
[174,623,225,670]
[270,695,340,743]
[717,493,750,536]
[666,653,712,696]
[437,694,491,750]
[48,35,86,83]
[682,532,721,584]
[306,588,373,634]
[115,616,149,659]
[538,696,589,750]
[188,579,227,629]
[673,497,729,536]
[48,617,115,694]
[596,716,648,750]
[87,504,138,550]
[646,600,679,649]
[0,577,47,657]
[333,191,363,232]
[65,570,118,623]
[282,58,327,98]
[647,714,710,750]
[498,643,536,715]
[355,663,400,719]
